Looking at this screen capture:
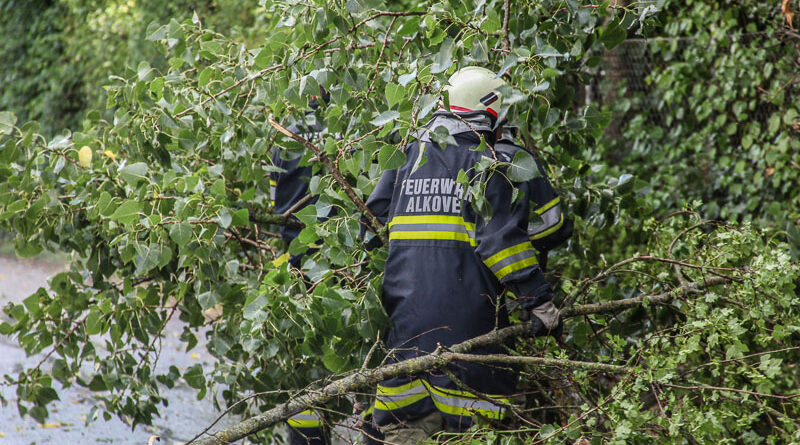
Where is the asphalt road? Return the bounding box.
[0,256,239,445]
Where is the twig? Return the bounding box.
[661,382,800,400]
[502,0,511,50]
[249,211,304,229]
[562,255,741,308]
[561,276,729,317]
[187,277,731,445]
[268,118,388,245]
[361,332,382,369]
[444,353,627,373]
[280,194,315,218]
[175,64,284,118]
[367,16,397,93]
[34,314,89,370]
[234,79,257,120]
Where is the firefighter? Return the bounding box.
[270,100,329,445]
[271,96,384,445]
[270,96,325,268]
[364,66,571,443]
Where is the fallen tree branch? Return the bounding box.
[444,353,628,373]
[249,211,304,229]
[561,275,729,317]
[268,118,388,245]
[188,277,729,445]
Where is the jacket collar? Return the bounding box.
[417,110,497,144]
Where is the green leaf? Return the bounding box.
[253,47,271,70]
[385,83,404,108]
[322,344,349,372]
[169,223,192,247]
[198,67,214,88]
[183,364,206,390]
[14,236,43,258]
[217,208,232,229]
[345,0,367,13]
[370,110,400,126]
[119,162,149,186]
[197,290,219,311]
[398,70,417,86]
[88,375,107,391]
[601,21,627,49]
[134,243,162,275]
[470,38,488,63]
[429,125,457,149]
[96,192,117,217]
[431,37,455,74]
[378,145,407,170]
[146,23,168,41]
[616,173,635,194]
[149,77,165,97]
[507,150,540,182]
[231,208,249,226]
[23,294,41,316]
[110,200,141,225]
[0,111,17,135]
[137,61,154,82]
[85,309,102,335]
[497,55,518,75]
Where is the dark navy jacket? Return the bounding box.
[495,131,573,256]
[365,111,571,427]
[270,117,324,266]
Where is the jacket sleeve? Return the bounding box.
[362,168,397,248]
[472,171,552,309]
[526,155,572,251]
[366,168,396,224]
[269,146,282,207]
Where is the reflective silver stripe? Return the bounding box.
[488,249,537,274]
[428,391,505,413]
[529,204,562,236]
[289,412,322,422]
[376,383,428,404]
[418,114,495,142]
[390,223,475,239]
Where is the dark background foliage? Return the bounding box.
[0,0,798,443]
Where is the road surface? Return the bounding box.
[0,256,239,445]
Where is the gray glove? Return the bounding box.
[529,301,563,338]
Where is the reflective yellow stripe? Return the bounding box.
[388,215,476,246]
[421,381,510,420]
[375,379,429,411]
[422,381,510,402]
[374,390,429,411]
[534,196,560,214]
[389,230,476,246]
[287,419,322,428]
[361,403,374,418]
[530,213,564,240]
[269,179,277,186]
[377,379,423,395]
[484,242,532,268]
[388,215,475,230]
[494,256,539,280]
[287,410,323,428]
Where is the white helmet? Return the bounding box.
[445,66,505,118]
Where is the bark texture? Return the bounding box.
[189,277,728,445]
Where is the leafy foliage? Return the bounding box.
[0,0,261,137]
[0,0,799,443]
[606,0,800,227]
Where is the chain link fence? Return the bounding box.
[592,35,781,143]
